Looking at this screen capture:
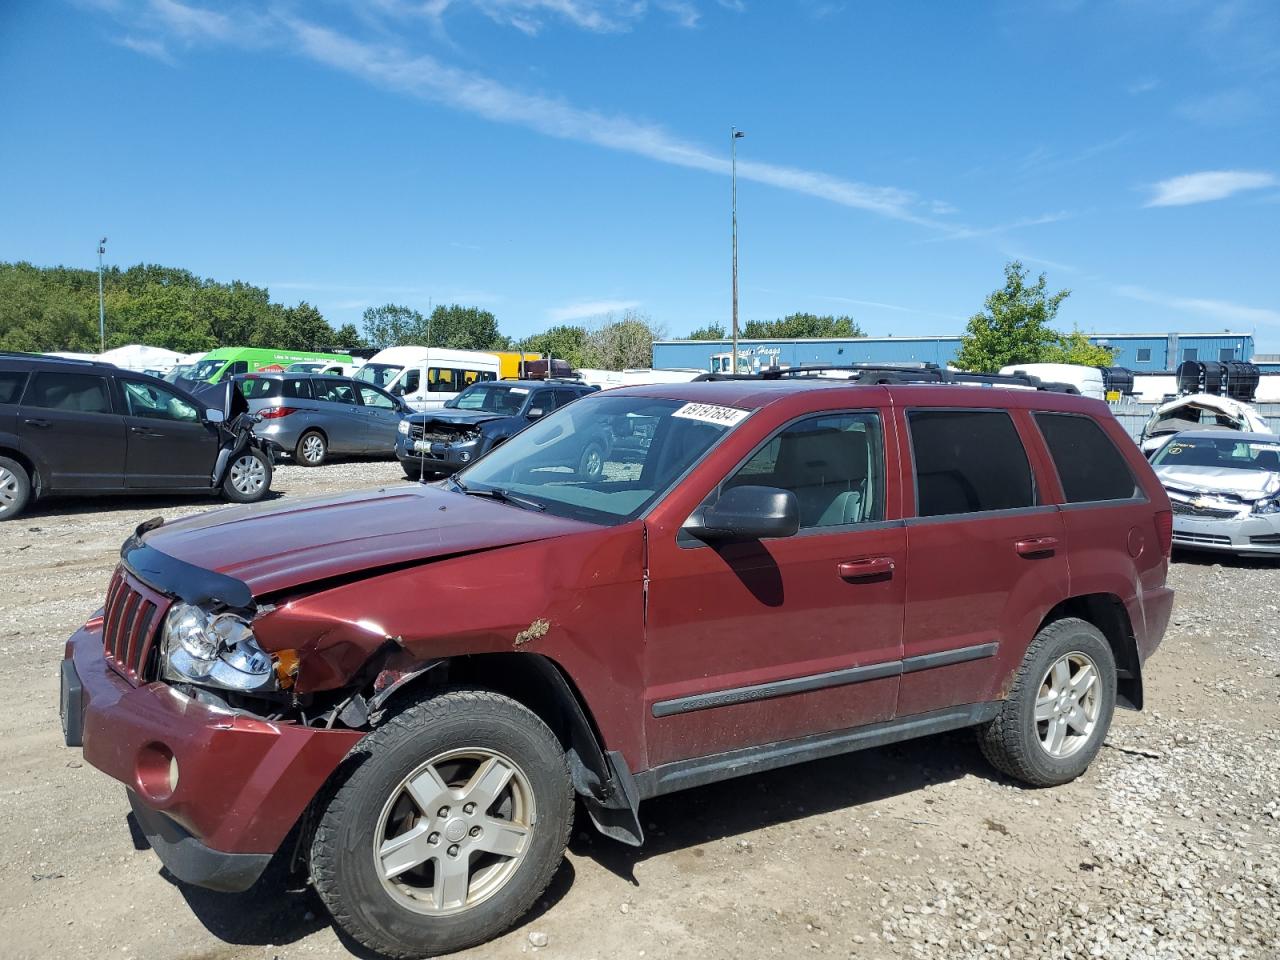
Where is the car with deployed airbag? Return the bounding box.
[61,372,1173,957]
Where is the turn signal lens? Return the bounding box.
[274,649,300,689]
[1154,509,1173,556]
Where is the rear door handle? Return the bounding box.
[130,426,164,438]
[23,418,50,428]
[838,557,895,582]
[1015,536,1059,557]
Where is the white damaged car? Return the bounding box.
[1140,393,1271,458]
[1151,431,1280,556]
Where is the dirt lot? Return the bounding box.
[1,461,1277,960]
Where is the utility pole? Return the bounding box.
[731,128,745,374]
[95,236,106,353]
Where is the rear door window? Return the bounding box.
[25,372,113,414]
[1035,413,1139,502]
[283,378,313,400]
[0,371,28,404]
[311,379,358,404]
[908,410,1035,517]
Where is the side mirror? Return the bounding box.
[527,407,545,420]
[205,408,225,424]
[685,485,800,542]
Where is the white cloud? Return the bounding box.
[1127,77,1159,95]
[548,299,640,322]
[923,211,1073,243]
[1176,88,1267,126]
[113,34,174,63]
[148,0,234,41]
[1114,285,1280,328]
[1145,170,1276,207]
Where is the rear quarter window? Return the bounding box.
[1035,412,1140,502]
[0,371,28,404]
[908,409,1035,517]
[24,372,113,415]
[238,378,281,399]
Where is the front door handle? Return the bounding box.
[1015,536,1059,557]
[23,418,50,428]
[130,426,164,438]
[838,557,895,582]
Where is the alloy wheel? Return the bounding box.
[1035,652,1100,758]
[0,467,16,508]
[301,434,325,464]
[374,748,535,917]
[229,455,267,496]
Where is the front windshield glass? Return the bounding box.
[447,383,528,414]
[354,363,403,388]
[456,395,750,525]
[187,358,227,382]
[287,362,324,372]
[1153,437,1280,471]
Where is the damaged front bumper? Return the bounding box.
[1171,513,1280,554]
[61,624,363,891]
[395,432,481,473]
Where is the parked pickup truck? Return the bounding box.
[61,373,1173,957]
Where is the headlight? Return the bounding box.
[1253,497,1280,515]
[398,419,410,435]
[161,603,276,693]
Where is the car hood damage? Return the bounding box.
[1141,394,1270,454]
[1155,465,1280,502]
[129,483,595,598]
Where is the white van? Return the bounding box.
[353,347,500,411]
[998,363,1105,400]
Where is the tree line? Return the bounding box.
[0,258,1111,372]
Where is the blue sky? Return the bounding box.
[1,0,1277,348]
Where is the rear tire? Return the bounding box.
[222,450,272,503]
[577,442,605,480]
[311,689,573,958]
[0,457,32,520]
[295,430,327,467]
[978,617,1116,787]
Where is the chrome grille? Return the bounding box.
[101,567,167,684]
[1172,531,1232,546]
[1170,500,1239,520]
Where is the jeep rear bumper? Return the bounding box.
[61,624,363,883]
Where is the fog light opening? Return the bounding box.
[136,743,178,802]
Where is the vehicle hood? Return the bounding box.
[1155,465,1280,501]
[135,483,595,597]
[1145,393,1267,436]
[405,409,508,427]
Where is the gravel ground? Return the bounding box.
[0,461,1277,960]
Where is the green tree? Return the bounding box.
[361,303,426,349]
[1044,328,1117,367]
[331,323,365,350]
[686,322,726,340]
[743,313,863,339]
[519,325,590,369]
[426,304,509,351]
[582,311,666,370]
[954,261,1071,372]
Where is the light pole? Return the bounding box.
[731,127,744,374]
[96,237,108,352]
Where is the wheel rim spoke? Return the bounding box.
[461,756,514,813]
[405,764,452,815]
[475,818,529,858]
[1047,715,1068,753]
[1065,704,1090,734]
[434,850,471,910]
[379,823,434,879]
[1070,664,1096,697]
[1034,694,1057,722]
[1051,658,1071,692]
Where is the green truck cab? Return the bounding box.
[186,347,353,385]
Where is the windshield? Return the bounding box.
[446,383,528,414]
[287,362,324,372]
[1153,437,1280,472]
[455,395,749,525]
[187,358,227,382]
[354,363,403,388]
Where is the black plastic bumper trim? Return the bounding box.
[60,659,84,748]
[127,791,272,893]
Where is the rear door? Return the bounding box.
[17,371,126,491]
[898,407,1068,717]
[310,378,365,453]
[119,378,218,489]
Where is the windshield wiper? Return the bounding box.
[449,476,546,512]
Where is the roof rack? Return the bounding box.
[693,362,1080,394]
[0,350,101,367]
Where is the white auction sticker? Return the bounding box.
[509,387,529,394]
[671,402,750,427]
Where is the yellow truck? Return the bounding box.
[491,350,543,380]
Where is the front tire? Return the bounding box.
[222,450,272,503]
[577,442,605,480]
[311,689,573,958]
[0,456,32,520]
[978,617,1116,787]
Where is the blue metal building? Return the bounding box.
[651,332,1255,373]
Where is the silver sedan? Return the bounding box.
[1151,430,1280,556]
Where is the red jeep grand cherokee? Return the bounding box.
[60,377,1174,957]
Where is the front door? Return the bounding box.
[18,371,126,491]
[356,385,403,453]
[644,410,906,767]
[310,378,366,454]
[898,408,1068,717]
[119,379,219,488]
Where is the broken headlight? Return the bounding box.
[397,419,411,435]
[1253,497,1280,516]
[161,603,276,693]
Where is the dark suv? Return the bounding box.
[396,378,597,479]
[0,352,272,520]
[61,376,1173,957]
